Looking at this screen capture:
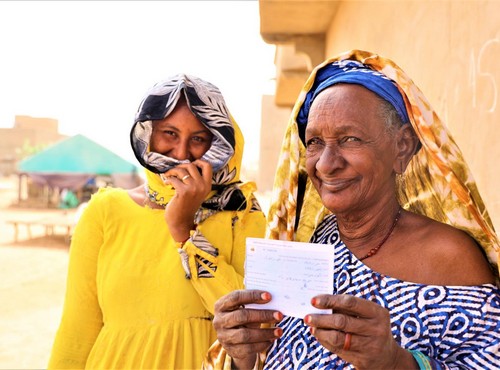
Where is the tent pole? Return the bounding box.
[17,173,22,205]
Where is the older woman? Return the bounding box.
[205,51,500,369]
[48,74,266,369]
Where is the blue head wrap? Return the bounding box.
[297,60,410,144]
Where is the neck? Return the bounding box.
[337,202,402,250]
[143,196,165,209]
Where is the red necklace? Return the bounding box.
[359,207,402,261]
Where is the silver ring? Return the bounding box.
[181,174,191,181]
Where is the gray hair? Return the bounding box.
[378,97,403,137]
[378,96,421,153]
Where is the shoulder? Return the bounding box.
[236,182,266,213]
[401,212,495,286]
[92,186,128,201]
[85,187,131,212]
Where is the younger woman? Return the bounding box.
[48,74,266,369]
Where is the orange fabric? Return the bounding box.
[267,50,499,275]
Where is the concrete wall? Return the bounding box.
[323,0,500,231]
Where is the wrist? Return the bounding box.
[386,347,419,370]
[172,224,197,244]
[175,235,191,247]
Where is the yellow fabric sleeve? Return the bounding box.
[182,208,266,315]
[47,194,104,369]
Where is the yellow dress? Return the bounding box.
[48,186,266,369]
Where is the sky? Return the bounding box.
[0,1,276,167]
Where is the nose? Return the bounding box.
[169,140,190,161]
[315,145,344,173]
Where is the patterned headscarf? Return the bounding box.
[130,74,248,219]
[267,49,499,277]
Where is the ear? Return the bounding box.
[393,125,419,174]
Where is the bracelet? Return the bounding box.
[409,350,433,370]
[175,224,198,248]
[176,236,190,248]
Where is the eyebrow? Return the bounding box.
[156,122,212,136]
[307,124,360,134]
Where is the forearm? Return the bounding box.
[181,210,265,313]
[181,236,244,313]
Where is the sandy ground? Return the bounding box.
[0,176,73,370]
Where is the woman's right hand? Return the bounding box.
[162,159,213,242]
[213,290,284,369]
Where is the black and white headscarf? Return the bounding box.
[130,74,262,279]
[130,73,235,175]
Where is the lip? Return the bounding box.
[317,177,356,192]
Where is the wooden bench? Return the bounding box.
[7,213,75,243]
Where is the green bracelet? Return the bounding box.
[410,350,433,370]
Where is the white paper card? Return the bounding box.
[244,237,334,318]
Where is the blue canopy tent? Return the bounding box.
[17,134,141,206]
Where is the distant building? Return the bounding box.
[0,115,67,175]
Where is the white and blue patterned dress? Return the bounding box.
[264,215,500,369]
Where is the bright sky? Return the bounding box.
[0,1,276,167]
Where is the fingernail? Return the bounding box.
[304,315,312,324]
[273,311,283,321]
[309,327,315,335]
[261,292,271,301]
[274,328,283,337]
[311,297,319,306]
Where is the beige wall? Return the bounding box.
[259,95,292,191]
[260,0,500,232]
[323,0,500,231]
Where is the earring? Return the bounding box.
[396,162,406,188]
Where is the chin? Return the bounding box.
[318,194,348,214]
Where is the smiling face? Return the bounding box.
[305,84,401,215]
[150,96,214,161]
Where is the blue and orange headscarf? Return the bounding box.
[267,50,499,277]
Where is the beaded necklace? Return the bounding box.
[359,207,402,261]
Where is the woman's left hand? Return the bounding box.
[304,294,417,370]
[161,159,213,242]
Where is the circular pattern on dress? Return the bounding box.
[400,316,422,342]
[487,292,500,310]
[291,337,307,363]
[311,215,340,245]
[337,269,351,292]
[445,312,470,338]
[417,286,447,307]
